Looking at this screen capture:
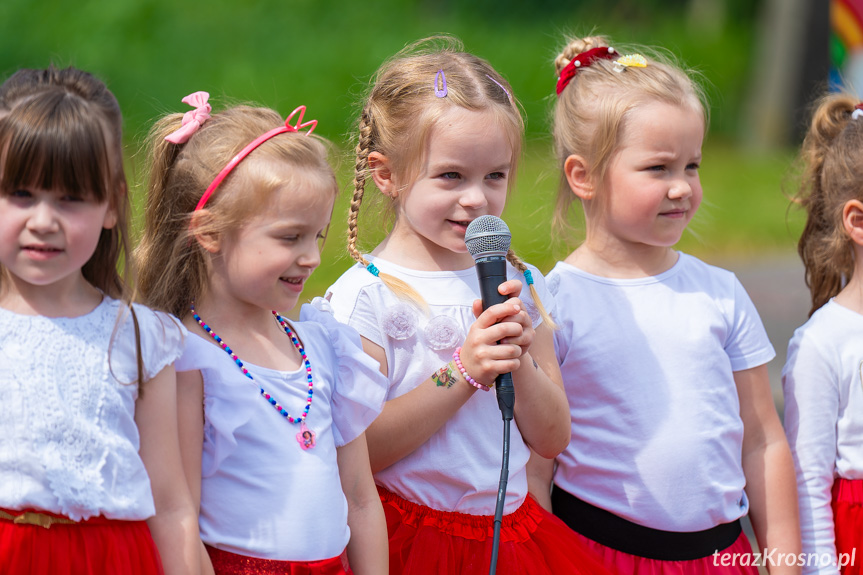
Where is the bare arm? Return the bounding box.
[506,322,570,458]
[736,364,801,575]
[526,450,555,512]
[176,369,215,575]
[136,365,202,575]
[338,433,388,575]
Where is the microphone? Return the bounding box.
[465,215,514,421]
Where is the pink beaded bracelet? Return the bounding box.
[453,347,490,391]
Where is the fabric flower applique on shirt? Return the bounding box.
[423,315,463,351]
[382,303,419,341]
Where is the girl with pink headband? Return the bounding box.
[136,92,389,574]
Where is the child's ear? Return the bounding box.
[189,210,221,253]
[368,152,397,197]
[563,154,595,200]
[102,206,118,230]
[844,199,863,246]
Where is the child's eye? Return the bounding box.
[686,162,700,171]
[487,171,507,181]
[281,235,299,242]
[9,189,33,199]
[647,165,666,172]
[439,172,460,180]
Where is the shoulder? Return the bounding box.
[104,297,188,380]
[326,262,393,322]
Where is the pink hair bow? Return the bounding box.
[165,91,212,144]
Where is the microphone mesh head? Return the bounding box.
[465,215,511,258]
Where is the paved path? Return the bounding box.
[719,252,811,421]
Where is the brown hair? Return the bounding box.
[348,36,553,325]
[551,35,708,238]
[135,102,337,319]
[0,66,130,298]
[794,92,863,316]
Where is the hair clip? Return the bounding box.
[434,69,448,98]
[556,47,617,96]
[486,74,511,100]
[853,103,863,120]
[613,54,648,73]
[366,263,380,277]
[165,91,212,144]
[194,105,317,211]
[522,269,534,286]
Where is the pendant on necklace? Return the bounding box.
[296,421,317,450]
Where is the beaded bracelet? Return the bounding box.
[453,347,490,391]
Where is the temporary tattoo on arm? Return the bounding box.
[432,361,459,389]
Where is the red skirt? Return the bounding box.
[832,478,863,573]
[571,529,758,575]
[378,487,615,575]
[206,545,352,575]
[0,507,163,575]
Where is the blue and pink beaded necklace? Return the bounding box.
[191,302,317,450]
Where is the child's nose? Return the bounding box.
[27,201,58,233]
[668,180,693,200]
[458,184,489,209]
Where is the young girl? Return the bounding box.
[135,92,389,574]
[783,92,863,574]
[325,37,612,575]
[0,67,199,574]
[542,35,802,574]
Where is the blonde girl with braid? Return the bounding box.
[136,93,388,575]
[325,36,612,575]
[539,33,801,574]
[783,93,863,575]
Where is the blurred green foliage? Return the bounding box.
[0,0,804,309]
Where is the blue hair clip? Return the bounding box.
[523,269,534,286]
[366,263,380,277]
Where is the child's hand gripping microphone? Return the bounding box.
[464,215,514,421]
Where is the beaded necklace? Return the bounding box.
[191,302,316,449]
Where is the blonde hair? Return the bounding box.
[551,35,708,237]
[135,103,337,318]
[348,36,554,325]
[793,92,863,316]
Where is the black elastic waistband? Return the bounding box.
[551,485,742,561]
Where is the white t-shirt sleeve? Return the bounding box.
[301,300,387,447]
[724,275,776,371]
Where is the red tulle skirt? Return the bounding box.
[206,545,352,575]
[378,487,615,575]
[832,478,863,573]
[0,507,163,575]
[571,529,758,575]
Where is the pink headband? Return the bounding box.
[194,105,317,212]
[555,47,617,96]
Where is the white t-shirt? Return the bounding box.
[326,257,553,516]
[175,302,387,561]
[549,252,775,531]
[783,299,863,575]
[0,297,185,521]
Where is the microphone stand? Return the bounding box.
[489,372,514,575]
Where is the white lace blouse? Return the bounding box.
[0,297,186,521]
